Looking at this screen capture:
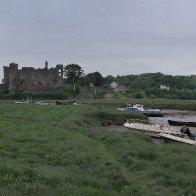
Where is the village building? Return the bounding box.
[114,85,128,93]
[110,81,118,89]
[3,62,64,94]
[160,85,170,90]
[89,82,94,88]
[110,81,128,93]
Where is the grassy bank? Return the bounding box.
[81,98,196,111]
[0,101,195,195]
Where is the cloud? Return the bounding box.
[1,0,196,81]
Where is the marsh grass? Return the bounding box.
[0,101,196,195]
[81,98,196,111]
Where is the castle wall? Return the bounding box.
[3,66,9,88]
[0,84,5,93]
[4,63,64,94]
[3,63,18,88]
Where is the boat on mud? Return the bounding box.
[159,133,196,145]
[119,104,163,117]
[124,120,196,145]
[168,120,196,127]
[124,121,181,135]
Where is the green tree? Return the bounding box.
[83,72,104,87]
[64,64,84,82]
[64,64,84,98]
[105,75,115,83]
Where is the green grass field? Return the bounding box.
[0,100,196,195]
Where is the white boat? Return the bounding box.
[15,100,30,104]
[124,121,181,135]
[159,133,196,146]
[31,101,49,105]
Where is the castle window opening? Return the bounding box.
[59,69,62,76]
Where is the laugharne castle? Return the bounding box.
[0,62,64,94]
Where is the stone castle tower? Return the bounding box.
[3,62,64,94]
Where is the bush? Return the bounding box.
[64,86,80,95]
[93,110,148,125]
[132,91,146,99]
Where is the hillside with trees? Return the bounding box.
[64,66,196,100]
[111,73,196,100]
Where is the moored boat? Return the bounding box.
[159,133,196,145]
[31,101,49,105]
[124,121,181,135]
[168,120,196,127]
[124,104,163,117]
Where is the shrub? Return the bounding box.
[93,110,148,125]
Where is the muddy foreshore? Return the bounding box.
[107,109,196,136]
[149,109,196,134]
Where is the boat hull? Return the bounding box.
[159,133,196,145]
[124,122,181,135]
[168,120,196,127]
[126,106,163,117]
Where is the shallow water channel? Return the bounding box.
[149,109,196,135]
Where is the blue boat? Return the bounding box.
[125,104,163,117]
[31,101,49,105]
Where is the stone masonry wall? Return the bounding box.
[4,63,64,94]
[0,84,5,93]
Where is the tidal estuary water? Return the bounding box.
[149,109,196,135]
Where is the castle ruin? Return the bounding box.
[3,62,64,94]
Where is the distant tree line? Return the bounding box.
[63,65,196,100]
[1,63,195,100]
[112,72,196,100]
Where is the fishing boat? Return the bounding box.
[122,104,163,117]
[168,120,196,127]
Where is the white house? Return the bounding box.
[110,81,128,93]
[89,82,94,88]
[110,81,118,89]
[114,85,128,93]
[160,85,170,90]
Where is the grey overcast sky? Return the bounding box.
[0,0,196,81]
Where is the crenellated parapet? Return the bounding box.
[9,62,18,70]
[21,67,35,70]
